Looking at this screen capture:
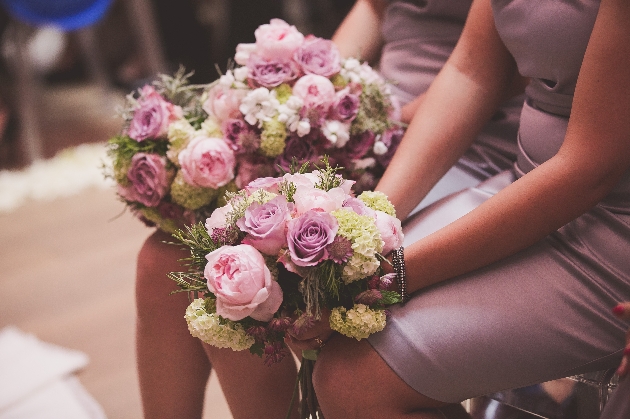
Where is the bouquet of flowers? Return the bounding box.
[105,69,244,233]
[106,18,401,234]
[215,18,402,193]
[169,161,404,416]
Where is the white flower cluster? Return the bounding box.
[185,299,255,351]
[276,95,305,134]
[329,304,387,340]
[218,68,248,89]
[239,88,281,127]
[340,58,383,86]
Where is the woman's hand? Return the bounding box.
[285,309,335,352]
[613,302,630,378]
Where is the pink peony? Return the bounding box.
[119,153,169,207]
[292,74,336,112]
[203,85,247,122]
[205,203,233,233]
[294,36,341,77]
[204,244,283,321]
[237,196,294,255]
[254,19,305,61]
[286,210,339,267]
[247,54,300,88]
[374,210,404,255]
[178,135,236,188]
[293,185,346,215]
[127,86,183,141]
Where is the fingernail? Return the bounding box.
[613,305,625,316]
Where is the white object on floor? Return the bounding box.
[0,143,114,213]
[0,326,106,419]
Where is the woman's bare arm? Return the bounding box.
[398,0,630,293]
[331,0,387,62]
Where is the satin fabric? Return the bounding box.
[368,0,630,404]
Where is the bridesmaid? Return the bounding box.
[288,0,630,418]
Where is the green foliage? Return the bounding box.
[313,156,343,191]
[170,222,221,275]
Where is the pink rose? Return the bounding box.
[237,196,294,255]
[205,245,283,321]
[294,36,341,77]
[292,74,336,113]
[254,19,305,61]
[247,54,300,88]
[203,85,247,122]
[374,210,403,255]
[118,153,169,207]
[293,185,346,215]
[128,86,183,141]
[178,136,236,188]
[286,210,339,267]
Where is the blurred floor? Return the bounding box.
[0,80,233,418]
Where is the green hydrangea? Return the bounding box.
[185,298,255,350]
[166,119,194,165]
[200,116,223,138]
[170,171,218,210]
[331,208,383,283]
[330,73,348,90]
[139,207,179,234]
[350,83,391,136]
[329,304,387,340]
[260,118,287,157]
[358,191,396,216]
[273,84,293,104]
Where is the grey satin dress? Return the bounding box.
[379,0,522,211]
[368,0,630,405]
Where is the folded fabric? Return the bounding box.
[0,326,91,412]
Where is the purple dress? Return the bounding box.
[368,0,630,404]
[380,0,522,211]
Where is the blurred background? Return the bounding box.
[0,1,353,418]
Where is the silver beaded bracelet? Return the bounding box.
[391,246,409,303]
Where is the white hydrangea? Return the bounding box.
[166,119,195,165]
[239,87,280,127]
[200,116,223,138]
[329,304,387,340]
[322,120,350,148]
[233,66,249,84]
[353,157,376,170]
[372,140,388,155]
[296,119,311,137]
[185,299,255,351]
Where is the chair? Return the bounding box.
[0,0,167,164]
[469,370,619,419]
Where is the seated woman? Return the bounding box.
[287,0,630,418]
[134,1,524,418]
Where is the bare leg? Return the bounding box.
[204,345,299,419]
[136,230,300,419]
[313,335,469,419]
[136,230,211,418]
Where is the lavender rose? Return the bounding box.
[205,244,283,321]
[179,135,236,189]
[330,88,360,122]
[128,86,183,141]
[119,153,169,207]
[287,210,339,267]
[247,54,300,88]
[294,36,341,77]
[237,196,294,255]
